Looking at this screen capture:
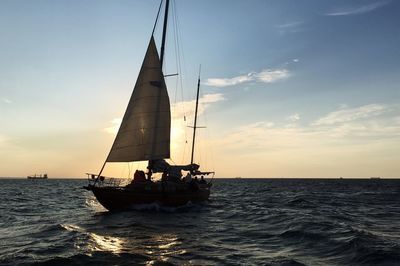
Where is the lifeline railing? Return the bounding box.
[86,173,131,187]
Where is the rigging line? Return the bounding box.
[171,2,182,103]
[120,162,126,179]
[201,85,215,174]
[151,0,164,36]
[171,6,181,161]
[172,0,179,105]
[205,104,214,171]
[174,2,185,164]
[171,0,187,164]
[128,163,131,178]
[204,103,216,172]
[170,1,183,164]
[190,65,201,165]
[159,0,170,69]
[94,3,167,184]
[174,2,185,114]
[173,0,181,104]
[198,80,212,170]
[95,1,165,185]
[172,0,189,163]
[175,6,187,105]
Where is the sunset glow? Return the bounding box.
[1,0,399,178]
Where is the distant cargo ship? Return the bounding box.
[27,174,48,179]
[370,177,381,180]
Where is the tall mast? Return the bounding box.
[191,67,201,165]
[96,1,171,183]
[160,0,170,70]
[148,0,169,174]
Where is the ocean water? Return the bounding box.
[0,178,399,266]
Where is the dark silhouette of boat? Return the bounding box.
[370,177,381,180]
[88,178,211,210]
[27,174,48,179]
[84,0,214,211]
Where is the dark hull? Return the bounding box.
[87,184,210,211]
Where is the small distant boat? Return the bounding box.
[27,174,48,179]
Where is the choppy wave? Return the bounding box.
[0,178,399,265]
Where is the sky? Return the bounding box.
[1,0,399,178]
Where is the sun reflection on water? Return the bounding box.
[61,223,186,263]
[155,234,180,250]
[85,196,107,212]
[88,232,125,253]
[146,234,186,258]
[61,223,126,254]
[87,231,186,263]
[143,233,186,265]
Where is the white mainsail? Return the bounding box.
[107,36,171,162]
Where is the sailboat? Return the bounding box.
[84,0,214,211]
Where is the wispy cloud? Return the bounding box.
[170,93,224,158]
[103,93,224,135]
[213,104,400,154]
[171,93,224,119]
[201,103,400,177]
[2,98,12,104]
[205,69,289,88]
[325,1,390,16]
[313,104,387,126]
[103,118,122,135]
[288,113,300,122]
[256,70,289,83]
[275,20,305,34]
[276,21,304,29]
[205,74,253,88]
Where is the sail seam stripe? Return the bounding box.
[126,95,168,101]
[117,127,170,133]
[112,142,170,149]
[124,111,170,116]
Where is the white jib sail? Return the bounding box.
[107,36,171,162]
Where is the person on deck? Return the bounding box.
[161,172,168,182]
[133,170,146,183]
[184,173,192,183]
[149,159,199,181]
[147,168,153,181]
